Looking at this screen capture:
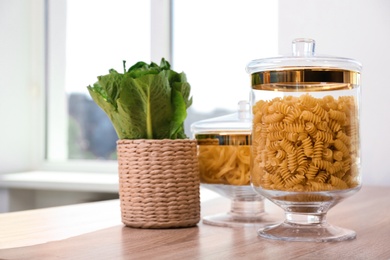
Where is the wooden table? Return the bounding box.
[0,186,389,259]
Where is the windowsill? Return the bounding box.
[0,171,220,202]
[0,171,118,193]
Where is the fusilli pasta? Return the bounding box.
[252,94,359,192]
[198,144,250,185]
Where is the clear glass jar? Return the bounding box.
[191,101,276,227]
[246,38,362,241]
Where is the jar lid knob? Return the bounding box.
[292,38,315,56]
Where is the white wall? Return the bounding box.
[278,0,390,185]
[0,0,45,174]
[1,0,32,172]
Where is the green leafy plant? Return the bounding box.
[87,58,192,139]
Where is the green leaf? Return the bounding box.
[87,85,125,138]
[94,69,123,110]
[86,58,192,140]
[170,89,187,139]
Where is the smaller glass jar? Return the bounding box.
[247,38,362,241]
[191,101,276,227]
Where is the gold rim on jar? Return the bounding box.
[195,133,251,146]
[251,68,360,91]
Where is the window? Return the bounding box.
[173,0,278,135]
[45,0,278,171]
[46,0,151,164]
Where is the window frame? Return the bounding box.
[41,0,172,173]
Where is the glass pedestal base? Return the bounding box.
[253,186,360,242]
[201,184,277,228]
[203,212,276,228]
[258,221,356,242]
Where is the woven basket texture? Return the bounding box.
[117,139,200,228]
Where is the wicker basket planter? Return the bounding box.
[117,139,200,228]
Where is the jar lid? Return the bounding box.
[191,101,251,145]
[246,38,362,90]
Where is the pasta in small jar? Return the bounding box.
[191,101,275,227]
[193,102,251,186]
[247,38,362,242]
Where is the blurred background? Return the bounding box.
[0,0,389,211]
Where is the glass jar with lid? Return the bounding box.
[191,101,276,227]
[246,38,362,241]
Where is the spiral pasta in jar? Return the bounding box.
[191,101,252,186]
[247,39,361,194]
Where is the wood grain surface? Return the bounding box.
[0,186,389,259]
